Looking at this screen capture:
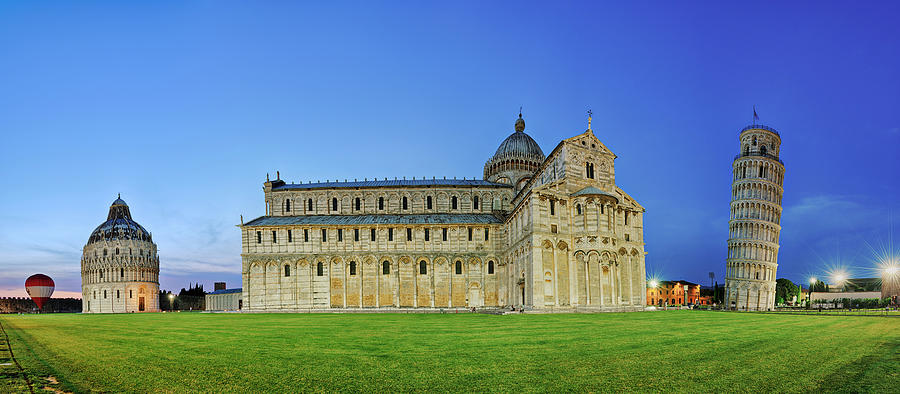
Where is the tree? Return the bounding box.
[811,280,827,292]
[775,278,799,305]
[179,283,205,297]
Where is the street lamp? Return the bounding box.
[168,293,175,311]
[648,280,659,307]
[830,270,848,289]
[882,264,899,278]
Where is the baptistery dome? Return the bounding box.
[87,196,153,244]
[81,195,160,313]
[483,112,546,193]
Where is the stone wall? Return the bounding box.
[0,297,82,313]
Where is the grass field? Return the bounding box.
[0,311,897,393]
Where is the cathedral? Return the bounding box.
[240,112,647,311]
[81,196,160,312]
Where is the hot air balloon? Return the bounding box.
[25,274,55,311]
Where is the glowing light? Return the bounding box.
[648,279,659,289]
[809,277,817,285]
[881,260,899,278]
[829,269,849,286]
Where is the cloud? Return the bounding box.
[786,195,861,217]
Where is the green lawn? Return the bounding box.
[0,311,897,393]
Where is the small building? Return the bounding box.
[809,277,890,308]
[809,291,882,308]
[206,288,243,311]
[647,280,701,306]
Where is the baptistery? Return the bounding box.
[81,195,159,312]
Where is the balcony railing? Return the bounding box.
[734,151,784,164]
[741,124,779,137]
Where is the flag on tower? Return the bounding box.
[753,106,759,122]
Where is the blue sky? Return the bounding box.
[1,2,898,297]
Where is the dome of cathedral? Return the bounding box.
[483,113,545,184]
[490,113,545,163]
[87,195,152,245]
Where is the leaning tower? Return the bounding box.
[725,122,785,311]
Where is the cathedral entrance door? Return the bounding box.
[138,297,145,311]
[467,283,483,307]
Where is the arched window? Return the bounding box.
[752,136,757,146]
[355,197,361,211]
[586,162,591,178]
[455,261,462,275]
[120,268,124,278]
[308,198,313,212]
[349,261,357,276]
[488,261,494,274]
[378,197,384,210]
[550,200,555,215]
[382,261,390,275]
[316,262,324,276]
[744,145,750,155]
[576,204,582,215]
[332,198,338,212]
[284,265,291,277]
[451,196,458,209]
[426,196,433,210]
[104,249,108,256]
[419,261,427,275]
[402,196,408,210]
[760,145,767,155]
[473,196,479,210]
[285,199,291,212]
[115,248,119,255]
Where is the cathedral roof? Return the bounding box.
[273,178,511,190]
[243,213,503,226]
[87,196,152,245]
[208,288,242,295]
[570,186,619,202]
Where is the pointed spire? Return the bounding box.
[587,109,593,132]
